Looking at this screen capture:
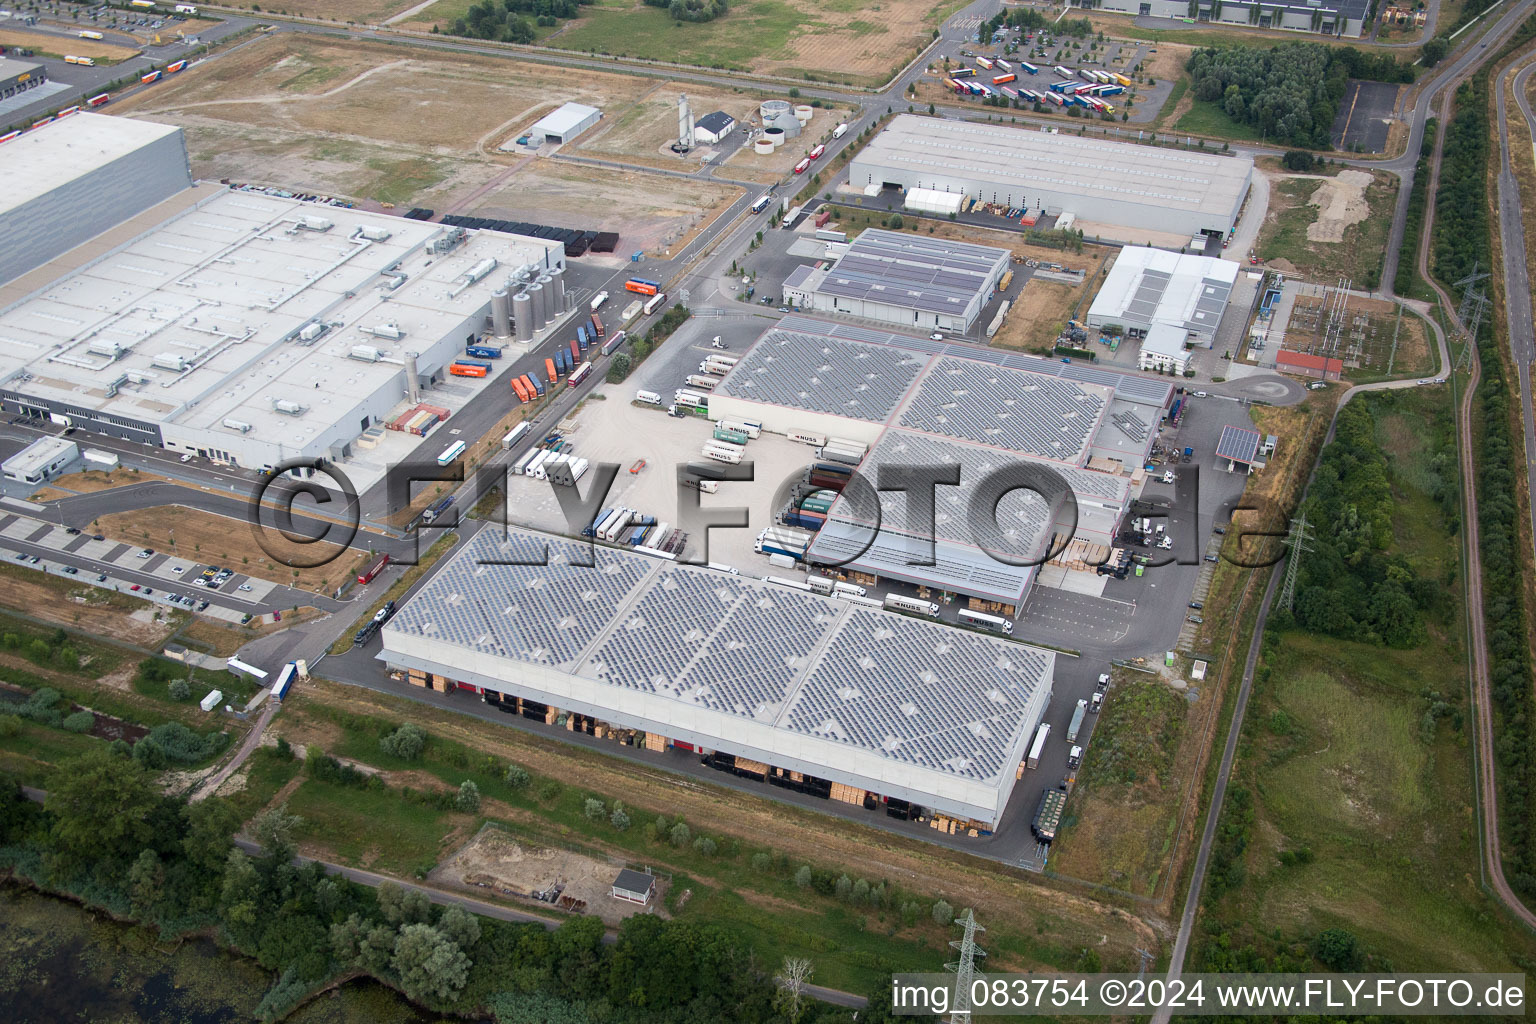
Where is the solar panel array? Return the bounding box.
[815,229,1008,317]
[775,315,1174,408]
[1111,408,1149,443]
[1215,424,1262,464]
[389,530,653,667]
[385,527,1054,784]
[899,356,1107,459]
[715,325,928,420]
[785,608,1052,781]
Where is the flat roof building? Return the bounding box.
[1276,350,1344,380]
[529,102,601,145]
[1137,322,1192,375]
[0,185,564,470]
[1098,0,1367,37]
[1,435,77,484]
[0,56,46,102]
[849,115,1254,240]
[1085,246,1239,346]
[379,527,1056,829]
[611,869,656,905]
[707,317,1168,612]
[782,229,1008,333]
[1216,424,1263,473]
[0,112,191,286]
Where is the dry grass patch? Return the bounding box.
[0,563,176,647]
[0,27,138,61]
[94,505,366,595]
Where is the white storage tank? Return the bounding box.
[760,99,792,120]
[763,127,785,149]
[753,137,775,155]
[793,104,813,123]
[512,291,534,342]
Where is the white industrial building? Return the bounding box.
[0,113,570,472]
[1137,323,1192,375]
[709,317,1173,612]
[0,112,191,287]
[1085,246,1239,347]
[379,527,1056,830]
[692,111,737,144]
[528,102,602,145]
[780,229,1008,333]
[1098,0,1367,37]
[849,115,1254,239]
[1,436,77,484]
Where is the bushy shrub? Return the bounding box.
[379,723,426,761]
[134,722,229,766]
[503,764,530,789]
[61,710,95,733]
[168,678,191,702]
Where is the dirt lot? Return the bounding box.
[574,81,761,168]
[0,27,138,61]
[94,506,366,595]
[433,824,662,925]
[112,35,741,249]
[0,562,176,647]
[1256,169,1397,287]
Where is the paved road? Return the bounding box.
[1496,54,1536,562]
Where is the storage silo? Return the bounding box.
[793,105,813,123]
[536,275,555,323]
[491,289,512,339]
[762,127,785,149]
[548,266,566,313]
[512,291,534,342]
[527,282,545,330]
[754,137,776,155]
[760,99,792,121]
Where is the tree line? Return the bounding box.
[444,0,587,44]
[1280,398,1444,647]
[642,0,728,22]
[1185,43,1413,147]
[1433,13,1536,898]
[0,747,919,1023]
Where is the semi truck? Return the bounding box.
[1067,698,1088,743]
[590,290,609,311]
[701,444,742,465]
[883,593,939,617]
[832,123,849,138]
[601,330,626,356]
[466,344,501,359]
[958,608,1013,635]
[686,374,721,390]
[1026,722,1050,769]
[1032,786,1067,843]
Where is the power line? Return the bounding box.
[1279,512,1315,614]
[945,909,987,1024]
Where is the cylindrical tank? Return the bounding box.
[527,283,545,331]
[491,289,511,339]
[760,99,792,121]
[763,127,785,149]
[512,291,534,342]
[536,275,555,323]
[793,104,813,123]
[754,137,775,155]
[403,352,420,403]
[548,266,566,314]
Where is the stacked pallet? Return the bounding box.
[544,706,559,725]
[407,668,428,688]
[829,781,866,805]
[644,733,667,752]
[852,571,879,587]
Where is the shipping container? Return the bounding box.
[87,93,111,107]
[993,73,1016,84]
[643,293,667,316]
[951,67,977,78]
[958,608,1013,634]
[883,593,939,617]
[1026,723,1050,769]
[713,426,749,445]
[448,361,489,378]
[570,339,581,364]
[1032,787,1066,842]
[635,389,662,405]
[545,357,559,382]
[686,374,721,390]
[976,56,993,69]
[789,430,827,446]
[702,444,742,465]
[814,210,832,228]
[1020,61,1039,74]
[589,312,605,337]
[600,329,626,356]
[569,360,593,386]
[624,277,661,296]
[465,344,501,359]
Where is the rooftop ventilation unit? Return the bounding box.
[298,322,324,342]
[272,399,308,416]
[222,418,253,433]
[350,345,381,362]
[362,323,404,340]
[464,258,497,285]
[152,353,186,372]
[298,215,334,232]
[88,339,124,358]
[358,226,392,242]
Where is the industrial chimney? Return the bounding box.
[678,93,694,149]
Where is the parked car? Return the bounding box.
[137,548,154,558]
[238,583,252,592]
[61,566,78,575]
[130,584,141,591]
[171,565,184,574]
[64,527,80,535]
[96,574,107,582]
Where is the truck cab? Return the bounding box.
[1067,745,1083,769]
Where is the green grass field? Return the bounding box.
[1192,387,1536,973]
[1255,173,1399,292]
[281,701,1096,992]
[1173,98,1267,141]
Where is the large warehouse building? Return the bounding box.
[1084,246,1240,347]
[379,527,1055,830]
[528,102,601,145]
[848,115,1254,239]
[1097,0,1367,37]
[781,228,1009,333]
[0,112,191,287]
[0,113,569,471]
[709,317,1173,612]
